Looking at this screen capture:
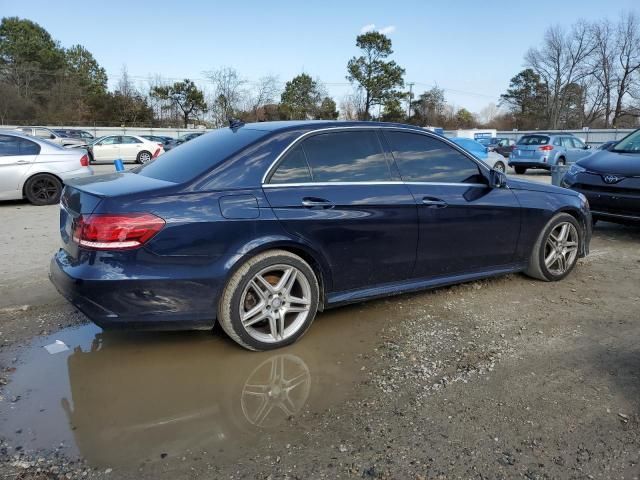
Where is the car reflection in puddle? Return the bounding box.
[1,300,400,468]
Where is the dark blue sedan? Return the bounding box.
[50,121,592,350]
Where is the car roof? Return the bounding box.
[241,120,428,133]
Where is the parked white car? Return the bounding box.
[14,126,87,148]
[0,131,93,205]
[86,135,164,164]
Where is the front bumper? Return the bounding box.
[49,250,218,330]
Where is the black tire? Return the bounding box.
[515,166,526,174]
[556,157,566,166]
[525,213,582,282]
[494,161,506,173]
[137,150,152,164]
[218,250,320,351]
[24,174,63,206]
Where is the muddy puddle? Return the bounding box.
[0,299,407,469]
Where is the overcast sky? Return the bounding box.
[2,0,638,113]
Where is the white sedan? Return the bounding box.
[0,131,93,205]
[87,135,164,164]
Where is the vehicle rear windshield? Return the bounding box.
[135,128,268,183]
[517,135,549,145]
[612,129,640,153]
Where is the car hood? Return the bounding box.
[506,177,578,197]
[577,149,640,176]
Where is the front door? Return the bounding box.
[92,136,121,162]
[383,130,521,279]
[263,130,419,293]
[565,137,592,163]
[0,135,38,200]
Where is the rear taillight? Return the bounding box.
[80,154,89,167]
[152,148,161,158]
[538,145,553,151]
[73,213,165,250]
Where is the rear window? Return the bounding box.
[136,128,268,183]
[518,135,549,146]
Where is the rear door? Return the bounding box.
[0,135,39,199]
[120,136,144,161]
[263,129,419,292]
[383,130,521,279]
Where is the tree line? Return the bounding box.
[2,13,639,130]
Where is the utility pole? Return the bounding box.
[407,83,414,118]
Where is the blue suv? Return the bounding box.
[509,133,592,174]
[50,121,591,351]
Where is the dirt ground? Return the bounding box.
[0,170,639,479]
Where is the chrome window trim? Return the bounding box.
[261,126,491,185]
[263,181,488,189]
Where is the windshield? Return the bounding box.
[88,136,107,145]
[517,135,549,146]
[612,129,640,153]
[136,127,269,183]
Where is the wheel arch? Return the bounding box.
[554,206,590,257]
[21,171,63,198]
[226,238,332,311]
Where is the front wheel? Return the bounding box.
[514,166,526,174]
[218,250,320,351]
[525,213,582,281]
[494,161,506,173]
[24,173,62,206]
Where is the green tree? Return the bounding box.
[64,45,107,97]
[279,73,322,120]
[315,96,338,120]
[410,86,446,125]
[500,69,548,129]
[455,108,474,128]
[381,96,405,122]
[346,31,405,120]
[151,79,207,127]
[0,17,65,99]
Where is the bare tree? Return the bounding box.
[204,67,248,126]
[612,12,640,126]
[339,89,366,120]
[526,22,596,128]
[589,19,615,126]
[247,75,280,121]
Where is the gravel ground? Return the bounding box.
[1,170,639,479]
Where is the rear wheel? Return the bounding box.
[137,150,152,164]
[556,157,566,166]
[218,250,320,351]
[515,166,526,174]
[494,161,506,173]
[525,213,582,281]
[24,174,62,206]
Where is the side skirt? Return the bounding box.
[325,263,527,308]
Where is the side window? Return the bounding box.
[99,136,119,145]
[386,131,482,184]
[301,131,391,182]
[0,135,20,156]
[19,138,40,155]
[553,138,562,146]
[35,129,53,139]
[269,146,312,184]
[122,136,142,144]
[561,137,574,148]
[571,138,585,149]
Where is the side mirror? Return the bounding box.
[489,169,507,188]
[584,144,591,149]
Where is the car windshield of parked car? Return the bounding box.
[612,130,640,153]
[136,127,269,183]
[476,138,492,146]
[517,135,549,146]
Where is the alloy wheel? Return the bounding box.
[30,177,59,202]
[139,151,152,163]
[544,222,579,275]
[239,265,312,343]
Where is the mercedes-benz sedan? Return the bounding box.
[50,121,591,351]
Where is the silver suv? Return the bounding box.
[14,127,87,148]
[508,133,592,174]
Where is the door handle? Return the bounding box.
[16,160,29,164]
[302,197,334,209]
[422,197,448,208]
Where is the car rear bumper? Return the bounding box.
[49,250,218,330]
[59,167,94,182]
[508,160,551,169]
